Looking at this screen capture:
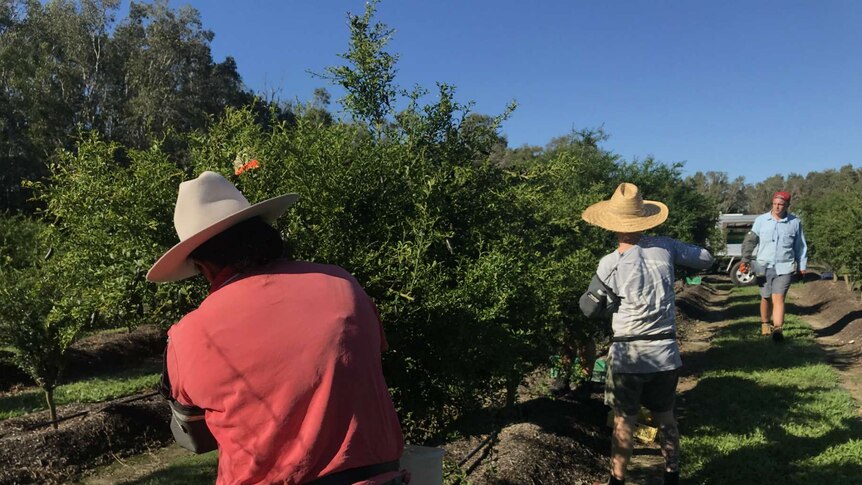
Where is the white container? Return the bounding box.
[400,444,445,485]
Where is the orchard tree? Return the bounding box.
[0,228,91,428]
[27,133,198,332]
[801,191,862,278]
[322,0,398,132]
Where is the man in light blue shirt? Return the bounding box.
[748,191,807,341]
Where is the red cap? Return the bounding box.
[773,191,791,204]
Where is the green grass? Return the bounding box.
[0,361,161,420]
[76,446,218,485]
[680,283,862,484]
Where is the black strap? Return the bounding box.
[304,460,399,485]
[159,342,173,400]
[612,331,676,343]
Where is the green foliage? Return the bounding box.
[0,0,257,212]
[0,265,77,393]
[28,133,205,331]
[799,190,862,278]
[0,213,47,269]
[322,0,397,130]
[10,0,726,442]
[688,171,749,214]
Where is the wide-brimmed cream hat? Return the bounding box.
[147,171,298,283]
[581,183,668,232]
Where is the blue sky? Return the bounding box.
[167,1,860,183]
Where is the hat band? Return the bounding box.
[609,201,645,216]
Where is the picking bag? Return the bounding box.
[579,273,621,319]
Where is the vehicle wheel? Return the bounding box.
[730,261,756,286]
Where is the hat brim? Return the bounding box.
[581,200,669,232]
[146,193,298,283]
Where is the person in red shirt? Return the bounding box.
[147,171,405,485]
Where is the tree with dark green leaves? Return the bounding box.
[798,186,862,279]
[688,171,749,214]
[0,0,256,212]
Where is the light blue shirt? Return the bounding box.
[752,212,807,276]
[597,236,714,373]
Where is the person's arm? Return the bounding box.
[162,340,217,454]
[672,239,714,270]
[741,231,759,263]
[794,219,808,272]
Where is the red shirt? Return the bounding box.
[166,260,404,484]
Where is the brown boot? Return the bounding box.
[772,326,784,343]
[761,322,773,336]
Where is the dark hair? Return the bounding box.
[190,217,285,272]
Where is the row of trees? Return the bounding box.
[687,165,862,216]
[6,0,854,439]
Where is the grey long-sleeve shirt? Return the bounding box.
[597,235,714,373]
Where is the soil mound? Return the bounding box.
[791,278,862,344]
[0,395,170,484]
[443,392,609,485]
[0,325,168,484]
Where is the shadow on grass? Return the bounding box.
[116,452,218,485]
[0,390,42,420]
[681,323,824,378]
[678,292,862,483]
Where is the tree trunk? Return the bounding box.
[505,373,519,409]
[45,388,58,430]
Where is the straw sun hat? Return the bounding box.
[146,171,298,283]
[581,183,668,232]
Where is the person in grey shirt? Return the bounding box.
[582,183,714,485]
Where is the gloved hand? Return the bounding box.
[739,261,750,274]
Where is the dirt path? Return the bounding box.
[788,279,862,415]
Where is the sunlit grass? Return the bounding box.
[0,361,160,420]
[680,283,862,483]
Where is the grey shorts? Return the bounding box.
[605,365,679,416]
[758,267,792,298]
